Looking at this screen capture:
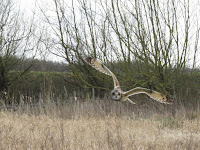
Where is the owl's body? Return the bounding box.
[85,57,173,105]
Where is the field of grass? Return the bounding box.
[0,97,200,150]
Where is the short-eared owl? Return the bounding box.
[85,57,173,104]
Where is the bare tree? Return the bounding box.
[0,0,40,93]
[40,0,200,96]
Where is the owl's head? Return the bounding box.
[111,89,122,100]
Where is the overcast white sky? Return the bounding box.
[17,0,37,15]
[16,0,65,62]
[17,0,200,66]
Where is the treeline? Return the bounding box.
[1,56,200,105]
[12,57,69,72]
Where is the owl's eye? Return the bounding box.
[112,93,115,95]
[118,93,120,96]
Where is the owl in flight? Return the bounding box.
[85,57,173,104]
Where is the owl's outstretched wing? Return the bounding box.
[124,87,173,104]
[85,57,120,88]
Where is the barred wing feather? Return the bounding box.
[85,57,120,88]
[124,87,173,104]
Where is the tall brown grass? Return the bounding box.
[0,96,200,150]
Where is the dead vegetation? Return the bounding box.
[0,97,200,150]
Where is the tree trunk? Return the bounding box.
[0,57,7,92]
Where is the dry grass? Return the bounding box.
[0,98,200,150]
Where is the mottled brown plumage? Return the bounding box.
[85,57,173,104]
